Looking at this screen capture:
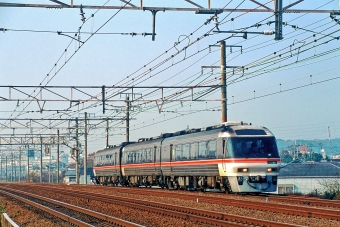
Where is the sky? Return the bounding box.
[0,0,340,158]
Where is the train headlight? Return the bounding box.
[238,168,249,172]
[267,168,277,172]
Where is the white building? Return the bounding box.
[278,162,340,195]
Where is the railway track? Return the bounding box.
[0,186,142,227]
[70,184,340,210]
[110,187,340,220]
[2,184,307,226]
[227,193,340,209]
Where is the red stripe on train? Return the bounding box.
[93,158,280,170]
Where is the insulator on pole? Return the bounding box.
[263,30,274,35]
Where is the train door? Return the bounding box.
[222,139,227,172]
[153,146,158,174]
[170,144,174,177]
[119,148,124,184]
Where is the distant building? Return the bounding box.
[278,162,340,194]
[299,145,309,154]
[63,168,76,184]
[63,167,94,185]
[333,154,340,162]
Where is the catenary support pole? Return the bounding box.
[27,145,29,182]
[40,136,42,182]
[11,152,13,182]
[76,117,79,184]
[19,148,21,182]
[84,112,87,184]
[126,96,130,142]
[6,156,7,182]
[220,40,227,123]
[274,0,283,40]
[106,118,109,147]
[57,129,60,184]
[151,10,158,41]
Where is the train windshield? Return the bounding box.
[227,137,279,158]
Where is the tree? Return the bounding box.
[281,154,293,163]
[316,177,340,200]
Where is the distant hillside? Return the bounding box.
[277,138,340,155]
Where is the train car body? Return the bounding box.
[94,121,280,193]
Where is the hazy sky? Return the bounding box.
[1,0,340,156]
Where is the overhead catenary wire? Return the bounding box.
[0,0,130,132]
[1,0,338,149]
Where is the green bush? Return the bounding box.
[0,201,6,213]
[320,191,338,200]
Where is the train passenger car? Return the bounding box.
[120,136,164,187]
[93,121,280,193]
[93,142,133,186]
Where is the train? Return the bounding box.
[93,121,280,193]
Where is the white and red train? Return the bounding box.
[93,121,280,193]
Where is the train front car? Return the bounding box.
[220,122,280,193]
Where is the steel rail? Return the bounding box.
[113,187,340,220]
[268,194,340,208]
[0,189,95,227]
[14,184,304,227]
[0,187,143,227]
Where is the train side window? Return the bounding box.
[224,140,230,158]
[157,146,161,162]
[144,149,147,162]
[190,143,198,160]
[152,147,156,162]
[227,140,234,157]
[144,149,148,162]
[209,140,216,158]
[175,144,182,161]
[130,153,133,163]
[198,142,206,159]
[137,150,141,163]
[183,144,190,160]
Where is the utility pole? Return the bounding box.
[220,40,227,123]
[19,147,21,182]
[14,153,16,182]
[202,43,241,123]
[5,156,7,182]
[75,117,79,184]
[102,85,105,114]
[328,126,333,161]
[57,129,60,184]
[106,118,109,147]
[49,147,51,183]
[84,112,87,185]
[126,96,130,142]
[0,155,2,181]
[27,145,29,182]
[11,152,13,182]
[40,136,42,183]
